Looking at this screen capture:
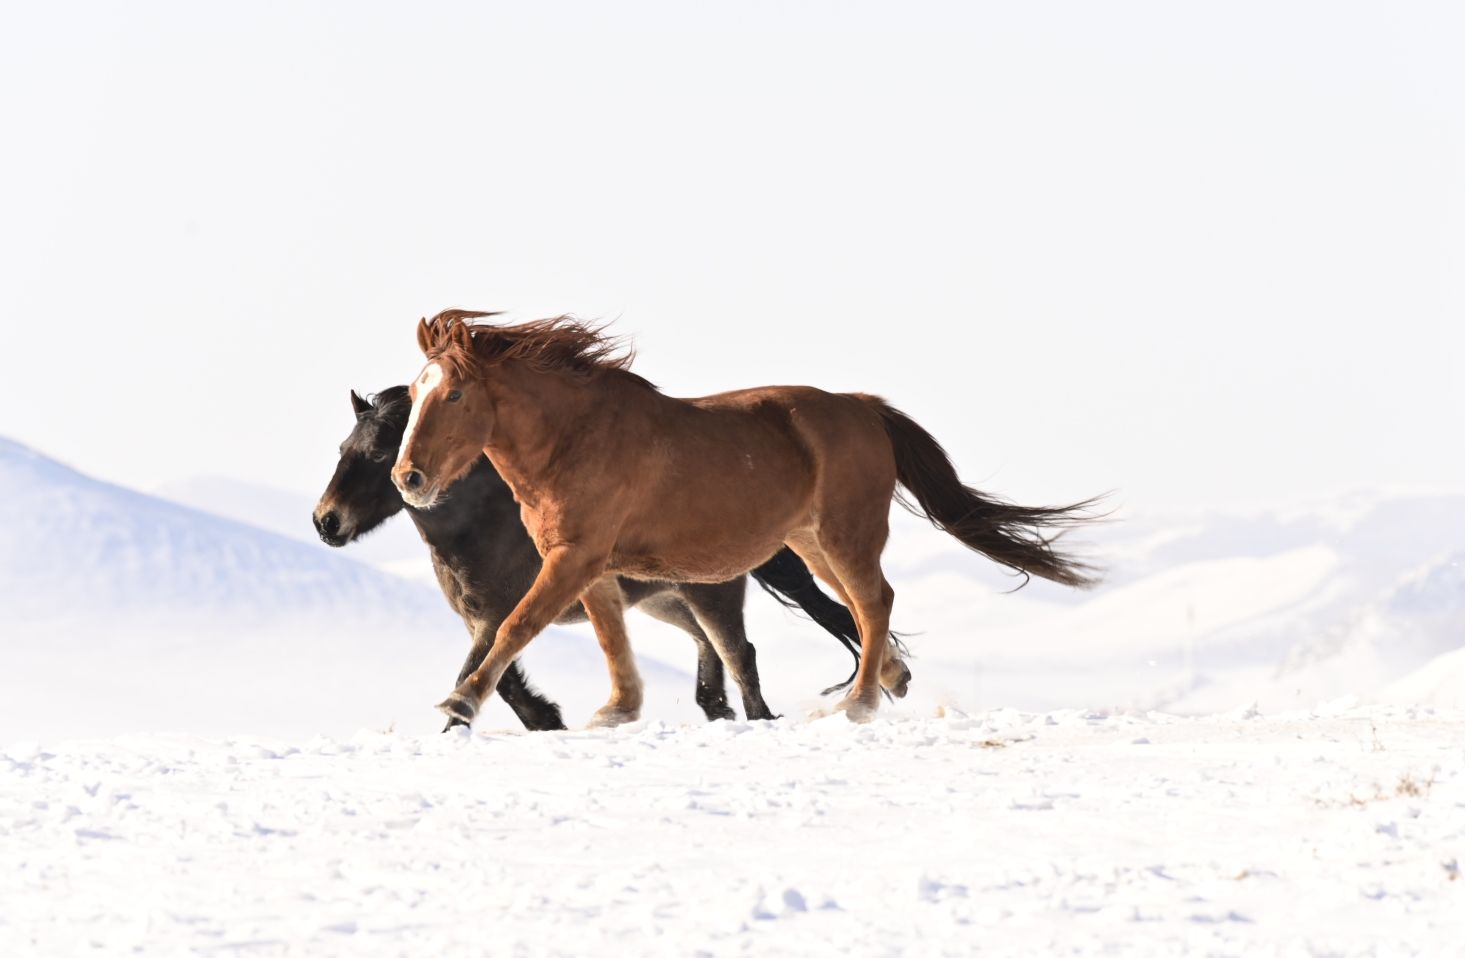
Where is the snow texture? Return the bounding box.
[3,708,1462,956]
[6,436,1465,954]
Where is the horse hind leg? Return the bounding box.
[637,594,735,721]
[792,536,896,724]
[834,574,894,723]
[680,583,777,722]
[785,533,906,711]
[579,577,645,728]
[875,576,911,698]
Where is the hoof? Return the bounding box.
[436,692,477,727]
[881,659,912,699]
[587,704,640,728]
[834,696,879,724]
[441,716,470,733]
[701,704,737,722]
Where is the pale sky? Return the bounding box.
[2,1,1461,514]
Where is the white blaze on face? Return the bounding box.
[397,363,443,471]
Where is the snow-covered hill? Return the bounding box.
[1,439,440,628]
[0,438,705,740]
[153,474,433,579]
[853,490,1465,716]
[8,434,1465,741]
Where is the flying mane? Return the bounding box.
[418,309,653,387]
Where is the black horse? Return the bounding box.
[314,386,869,731]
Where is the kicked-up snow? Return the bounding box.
[4,706,1463,956]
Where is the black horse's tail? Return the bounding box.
[862,397,1104,589]
[749,547,875,695]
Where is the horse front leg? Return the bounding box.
[443,620,568,733]
[437,546,604,727]
[578,577,644,728]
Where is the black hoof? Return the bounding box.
[436,693,477,727]
[441,716,470,733]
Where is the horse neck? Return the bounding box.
[481,362,619,509]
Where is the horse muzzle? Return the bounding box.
[312,508,349,547]
[392,464,442,509]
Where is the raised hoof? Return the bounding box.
[834,696,879,724]
[436,692,477,727]
[587,704,641,728]
[881,659,913,699]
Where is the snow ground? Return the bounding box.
[7,437,1465,954]
[4,707,1463,957]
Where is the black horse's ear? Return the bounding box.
[350,390,371,417]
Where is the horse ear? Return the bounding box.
[450,319,473,348]
[416,317,432,355]
[350,390,371,417]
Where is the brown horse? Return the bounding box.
[393,310,1100,725]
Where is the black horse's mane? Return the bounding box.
[368,386,411,419]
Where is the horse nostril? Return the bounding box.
[404,470,424,491]
[319,512,340,537]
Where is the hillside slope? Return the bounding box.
[0,438,699,739]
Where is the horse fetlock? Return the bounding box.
[699,699,737,722]
[694,679,734,721]
[436,691,478,726]
[588,702,641,728]
[834,694,880,724]
[613,675,645,713]
[745,702,777,722]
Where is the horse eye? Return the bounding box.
[447,390,462,402]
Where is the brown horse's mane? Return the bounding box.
[420,309,654,388]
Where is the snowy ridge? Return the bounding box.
[0,437,440,628]
[0,437,703,740]
[153,474,432,576]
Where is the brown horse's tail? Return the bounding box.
[862,397,1104,589]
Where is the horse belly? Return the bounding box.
[609,534,789,583]
[613,461,811,582]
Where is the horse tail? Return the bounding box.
[860,397,1104,589]
[749,547,871,695]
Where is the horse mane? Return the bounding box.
[419,309,654,388]
[369,385,411,414]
